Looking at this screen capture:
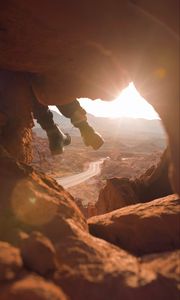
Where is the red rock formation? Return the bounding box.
[96,150,173,215]
[0,242,23,281]
[0,2,179,298]
[141,250,180,289]
[96,177,139,214]
[0,72,33,163]
[87,202,97,218]
[0,155,179,299]
[20,231,57,276]
[0,0,179,193]
[137,149,173,201]
[89,194,180,256]
[0,275,67,300]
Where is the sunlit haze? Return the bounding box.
[50,83,160,120]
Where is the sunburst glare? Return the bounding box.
[49,83,159,120]
[78,83,159,119]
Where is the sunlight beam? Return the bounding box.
[49,83,160,120]
[78,83,160,119]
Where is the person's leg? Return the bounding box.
[58,100,104,150]
[32,93,71,155]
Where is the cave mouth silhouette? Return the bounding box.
[46,97,169,217]
[77,83,161,120]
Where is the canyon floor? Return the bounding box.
[32,131,166,209]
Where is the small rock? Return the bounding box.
[142,250,180,283]
[0,242,23,281]
[0,275,68,300]
[20,231,57,275]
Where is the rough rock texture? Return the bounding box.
[0,275,68,300]
[96,150,173,215]
[89,194,180,256]
[20,231,57,276]
[0,242,23,281]
[0,155,87,245]
[0,156,180,300]
[0,71,33,163]
[0,0,179,194]
[0,1,178,100]
[0,2,179,298]
[137,149,173,201]
[96,177,139,214]
[141,250,180,283]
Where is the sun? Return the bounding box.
[49,83,160,120]
[78,83,160,119]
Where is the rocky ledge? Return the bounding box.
[0,153,179,300]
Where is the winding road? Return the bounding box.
[56,158,105,188]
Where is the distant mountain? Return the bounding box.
[33,110,166,140]
[86,114,165,137]
[33,111,79,138]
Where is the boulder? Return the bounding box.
[0,242,23,281]
[89,194,180,256]
[141,250,180,283]
[0,275,68,300]
[20,231,57,276]
[0,156,179,300]
[52,220,179,300]
[0,0,179,194]
[0,155,87,245]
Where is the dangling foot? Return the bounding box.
[78,122,104,150]
[47,125,71,155]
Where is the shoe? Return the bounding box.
[47,126,71,155]
[83,131,104,150]
[79,123,104,150]
[63,133,71,146]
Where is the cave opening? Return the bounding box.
[0,1,179,298]
[32,84,170,218]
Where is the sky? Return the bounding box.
[50,83,160,120]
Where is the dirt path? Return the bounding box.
[56,158,105,188]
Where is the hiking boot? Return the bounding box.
[78,122,104,150]
[47,125,71,155]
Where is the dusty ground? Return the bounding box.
[32,134,105,177]
[32,133,166,205]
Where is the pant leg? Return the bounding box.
[31,90,55,130]
[57,100,87,127]
[58,100,104,150]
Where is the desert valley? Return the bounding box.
[32,110,167,217]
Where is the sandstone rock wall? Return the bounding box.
[0,1,179,298]
[0,0,179,193]
[0,71,33,163]
[0,154,179,300]
[96,150,173,215]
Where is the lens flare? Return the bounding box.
[11,179,57,226]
